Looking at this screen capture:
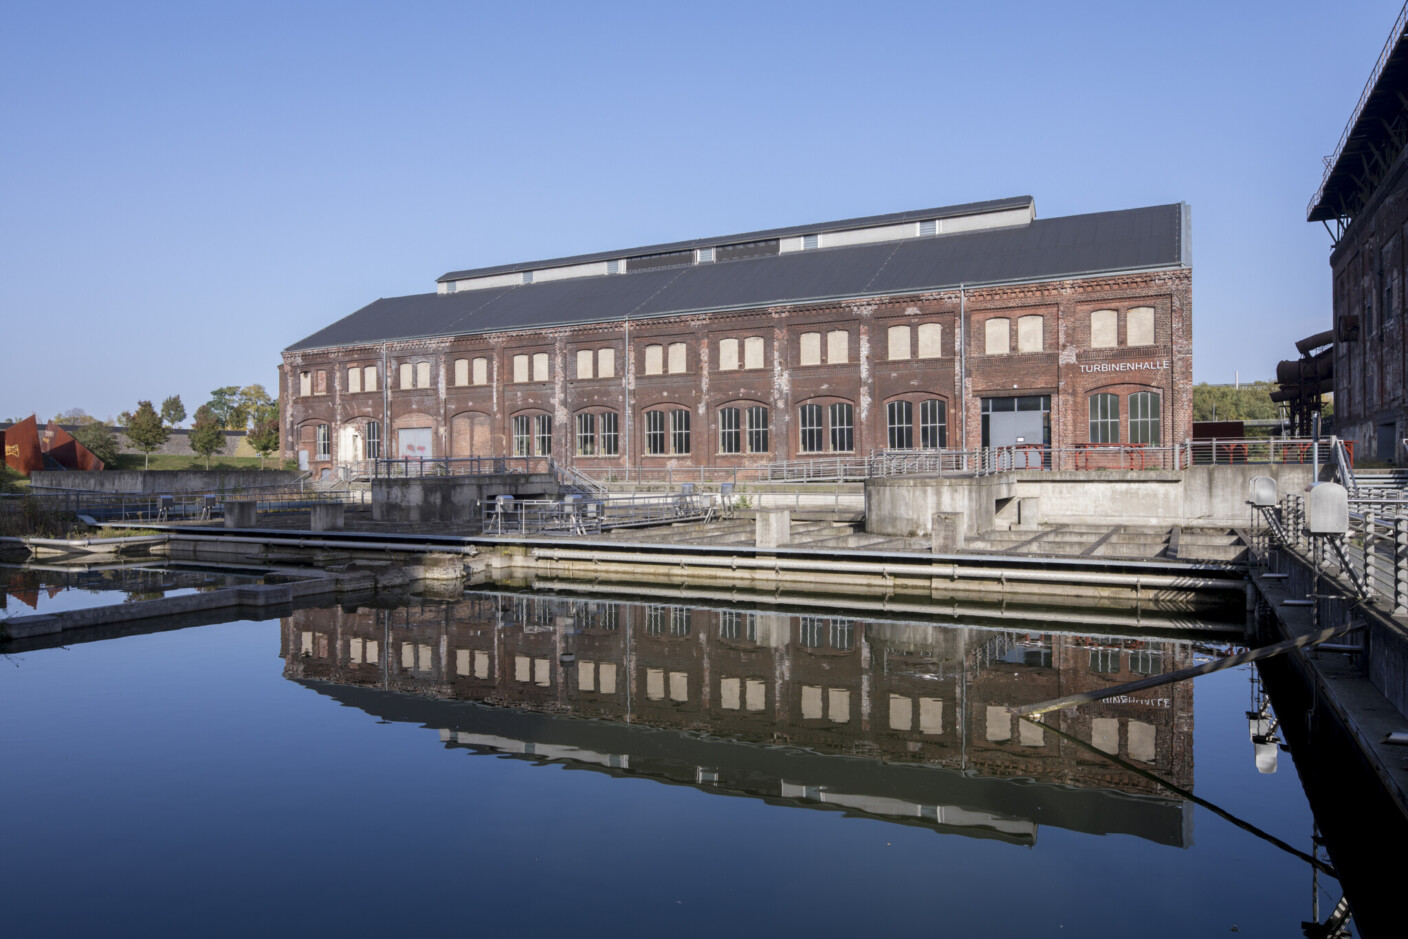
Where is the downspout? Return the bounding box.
[623,316,632,472]
[381,342,390,461]
[959,284,968,447]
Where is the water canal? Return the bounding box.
[0,585,1385,936]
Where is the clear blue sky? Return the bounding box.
[0,1,1397,423]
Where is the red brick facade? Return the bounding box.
[282,268,1192,475]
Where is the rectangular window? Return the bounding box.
[532,352,549,382]
[827,329,849,364]
[917,323,941,358]
[363,366,377,392]
[719,407,741,454]
[984,318,1010,355]
[667,342,687,374]
[830,403,853,452]
[1129,392,1161,445]
[600,412,619,455]
[299,371,312,396]
[646,411,666,455]
[1127,307,1155,346]
[315,424,330,460]
[799,332,822,366]
[400,363,413,389]
[347,367,362,394]
[718,338,739,371]
[671,409,691,454]
[472,357,488,385]
[887,400,913,450]
[416,362,431,388]
[512,355,529,383]
[598,348,615,378]
[577,349,594,380]
[576,413,596,456]
[670,607,690,636]
[1089,394,1120,443]
[535,414,551,456]
[644,344,663,375]
[366,421,381,460]
[453,358,468,386]
[888,325,910,360]
[746,406,769,453]
[512,415,531,456]
[1016,315,1044,353]
[743,336,765,369]
[799,404,823,453]
[920,399,947,449]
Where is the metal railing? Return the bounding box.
[1185,437,1347,467]
[1263,492,1408,615]
[5,484,367,524]
[373,456,540,477]
[481,492,712,536]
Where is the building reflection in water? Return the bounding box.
[282,592,1195,847]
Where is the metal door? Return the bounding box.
[399,427,432,459]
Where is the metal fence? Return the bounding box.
[372,456,539,477]
[1262,491,1408,615]
[5,484,368,524]
[481,492,713,536]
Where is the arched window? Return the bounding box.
[1129,391,1161,445]
[645,408,690,455]
[887,398,947,450]
[1089,393,1119,443]
[718,338,739,371]
[798,401,854,453]
[887,400,913,449]
[667,342,687,374]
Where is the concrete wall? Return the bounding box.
[866,474,1017,536]
[29,469,302,493]
[867,464,1325,535]
[372,473,560,524]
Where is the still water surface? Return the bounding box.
[0,591,1342,936]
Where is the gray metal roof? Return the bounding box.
[436,196,1035,282]
[287,202,1189,354]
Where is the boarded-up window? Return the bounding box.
[669,671,688,702]
[315,370,328,394]
[667,342,687,374]
[827,329,848,363]
[718,338,739,371]
[1090,309,1118,348]
[720,677,741,710]
[986,705,1012,741]
[453,358,469,386]
[1127,307,1155,346]
[888,324,910,360]
[347,368,361,394]
[416,362,431,387]
[577,349,594,379]
[828,688,850,724]
[471,357,487,385]
[1128,720,1156,762]
[299,371,312,396]
[744,336,765,369]
[532,353,548,382]
[598,348,615,378]
[1017,315,1043,353]
[889,694,912,731]
[985,318,1010,355]
[917,323,941,358]
[799,332,821,366]
[512,354,529,383]
[363,366,377,392]
[801,685,823,720]
[1092,717,1119,754]
[745,679,765,711]
[919,697,942,734]
[644,344,663,375]
[399,363,414,388]
[646,668,665,700]
[1019,720,1045,747]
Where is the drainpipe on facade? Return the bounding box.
[381,343,390,462]
[623,316,632,472]
[959,284,968,448]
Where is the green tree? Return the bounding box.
[54,407,97,426]
[188,404,226,469]
[72,422,120,466]
[160,395,187,428]
[207,386,242,430]
[125,400,170,470]
[248,400,281,468]
[236,384,273,432]
[1192,381,1279,422]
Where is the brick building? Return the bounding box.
[282,197,1192,476]
[1308,8,1408,461]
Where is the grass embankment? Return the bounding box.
[107,454,278,471]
